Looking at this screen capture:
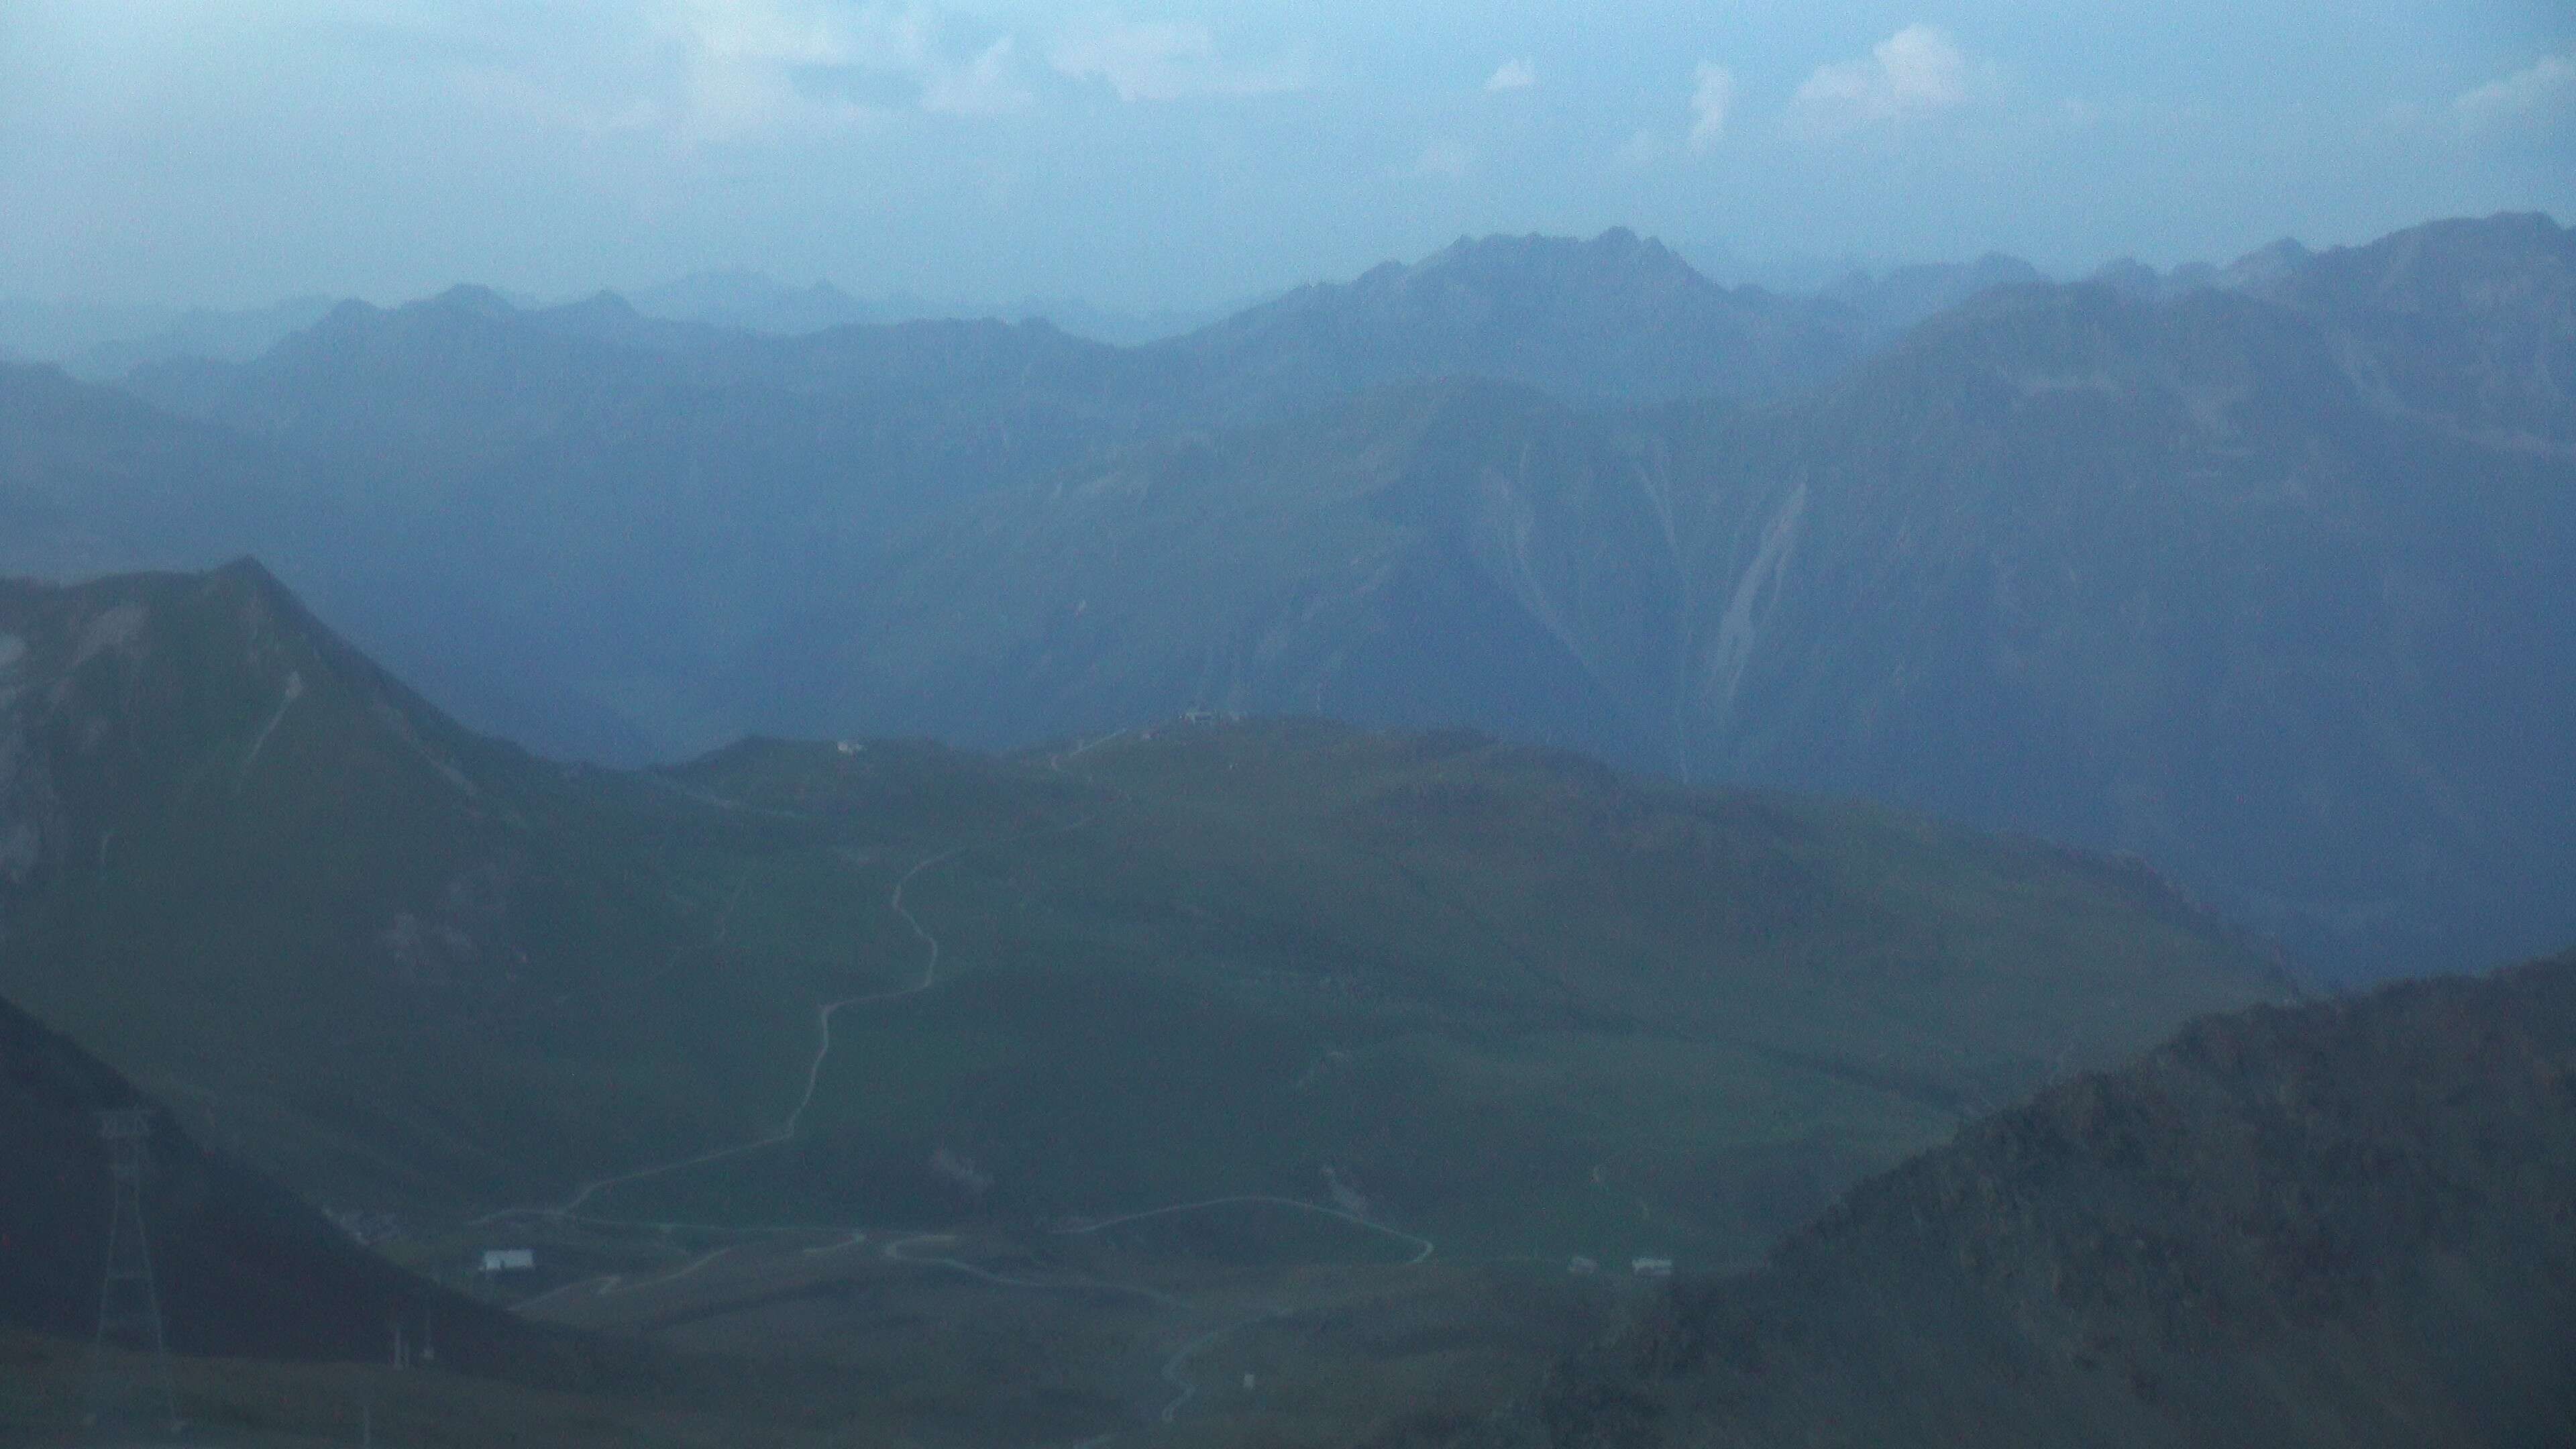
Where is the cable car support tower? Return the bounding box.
[87,1107,180,1440]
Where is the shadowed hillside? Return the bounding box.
[0,561,2285,1273]
[0,990,531,1368]
[1479,949,2576,1449]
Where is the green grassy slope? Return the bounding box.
[0,564,2285,1273]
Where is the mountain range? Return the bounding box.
[1,213,2569,982]
[621,268,1239,345]
[0,296,340,382]
[741,213,2576,976]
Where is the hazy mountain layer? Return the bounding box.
[1166,229,1866,415]
[1821,252,2051,337]
[0,563,2282,1270]
[1485,947,2576,1449]
[7,215,2566,977]
[2232,211,2574,454]
[0,296,339,381]
[57,227,1866,757]
[752,212,2576,977]
[0,362,310,582]
[1682,264,2576,976]
[623,267,1234,345]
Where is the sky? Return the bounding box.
[1,1,2571,309]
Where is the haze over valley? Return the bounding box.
[3,4,2573,1446]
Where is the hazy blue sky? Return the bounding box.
[3,1,2570,307]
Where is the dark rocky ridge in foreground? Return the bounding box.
[1469,949,2576,1449]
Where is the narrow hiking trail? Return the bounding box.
[881,1233,1185,1308]
[478,732,1450,1438]
[1057,1195,1436,1265]
[513,1244,747,1311]
[1158,1309,1289,1425]
[780,810,1091,1135]
[493,729,1134,1225]
[474,814,1083,1228]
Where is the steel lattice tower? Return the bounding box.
[86,1108,180,1441]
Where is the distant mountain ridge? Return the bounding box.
[1167,227,1868,413]
[741,211,2576,977]
[0,296,340,382]
[5,213,2567,977]
[623,267,1234,345]
[1823,252,2052,335]
[79,224,1877,762]
[2230,211,2575,454]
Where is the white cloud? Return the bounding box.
[1405,139,1472,180]
[1051,17,1304,103]
[923,35,1034,116]
[1486,58,1536,93]
[2453,50,2576,138]
[676,0,873,70]
[1789,23,1974,136]
[1614,127,1663,170]
[657,0,888,139]
[1689,62,1734,151]
[474,2,1035,142]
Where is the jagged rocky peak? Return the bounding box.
[2233,211,2572,310]
[2220,236,2314,291]
[554,288,641,319]
[419,282,519,318]
[2086,256,2167,299]
[1403,226,1710,292]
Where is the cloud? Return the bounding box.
[922,35,1034,116]
[1789,23,1974,136]
[473,2,1036,142]
[676,0,880,70]
[1614,127,1663,170]
[1051,17,1304,103]
[2453,50,2576,138]
[659,0,892,139]
[1689,62,1734,151]
[1486,58,1536,93]
[1405,139,1472,180]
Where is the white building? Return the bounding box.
[480,1248,537,1273]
